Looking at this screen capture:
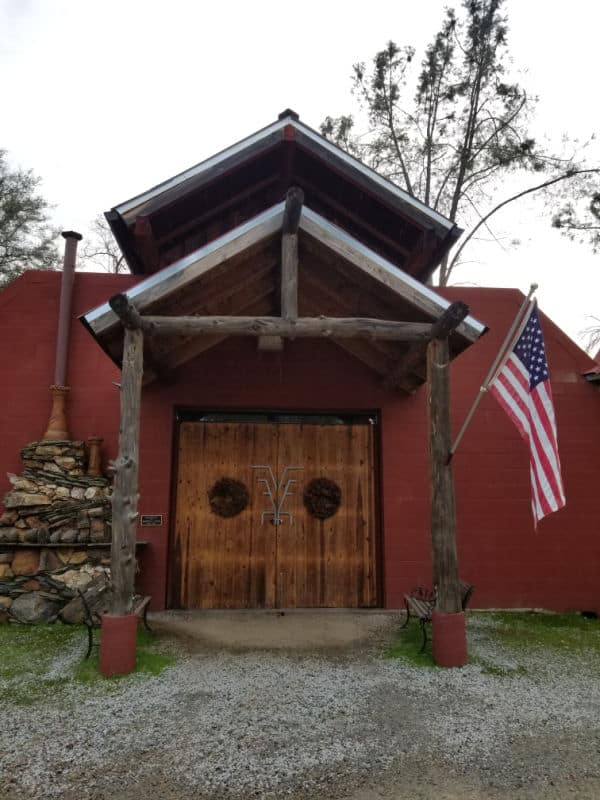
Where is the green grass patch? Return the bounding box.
[385,620,437,668]
[482,611,600,655]
[74,627,174,684]
[385,611,600,672]
[0,623,175,707]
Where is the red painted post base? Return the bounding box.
[99,614,138,677]
[432,610,467,668]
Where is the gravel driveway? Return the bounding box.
[2,613,600,800]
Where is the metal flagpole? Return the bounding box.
[448,283,539,461]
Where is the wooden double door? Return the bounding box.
[171,415,379,608]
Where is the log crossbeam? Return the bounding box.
[138,315,436,341]
[107,296,472,390]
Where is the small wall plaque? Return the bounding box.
[141,515,163,527]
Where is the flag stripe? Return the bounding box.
[490,374,552,518]
[489,304,565,525]
[493,365,559,517]
[492,359,560,514]
[502,358,565,506]
[531,387,564,503]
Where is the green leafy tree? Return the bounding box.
[322,0,599,285]
[0,150,59,288]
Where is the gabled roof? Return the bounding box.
[106,110,462,283]
[83,203,485,393]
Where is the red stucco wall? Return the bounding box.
[1,272,598,613]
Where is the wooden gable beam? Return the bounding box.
[294,175,411,261]
[331,338,393,379]
[299,271,411,382]
[383,301,470,392]
[143,288,280,385]
[298,209,484,344]
[382,343,428,392]
[134,215,160,272]
[259,187,303,352]
[88,204,285,336]
[403,228,438,277]
[153,175,279,248]
[87,205,484,346]
[302,292,418,391]
[281,186,303,318]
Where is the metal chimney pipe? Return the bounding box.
[42,230,82,442]
[54,230,82,386]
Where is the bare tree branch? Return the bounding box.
[79,216,128,274]
[448,169,600,272]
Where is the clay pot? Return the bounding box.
[87,437,103,476]
[42,385,70,441]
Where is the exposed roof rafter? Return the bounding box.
[114,115,455,232]
[84,202,484,344]
[82,201,485,392]
[105,111,462,280]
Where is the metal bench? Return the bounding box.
[401,580,474,653]
[78,590,152,659]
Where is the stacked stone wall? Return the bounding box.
[0,441,112,624]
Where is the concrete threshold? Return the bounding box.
[149,608,401,651]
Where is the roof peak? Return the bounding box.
[278,108,300,121]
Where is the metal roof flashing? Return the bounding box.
[109,113,457,235]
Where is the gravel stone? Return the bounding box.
[1,614,599,799]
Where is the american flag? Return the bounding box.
[490,303,566,525]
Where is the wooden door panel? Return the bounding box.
[275,423,378,608]
[173,421,278,608]
[275,423,315,608]
[173,419,378,609]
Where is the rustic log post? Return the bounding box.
[427,301,469,667]
[428,336,461,613]
[108,295,144,616]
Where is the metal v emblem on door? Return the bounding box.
[252,465,303,526]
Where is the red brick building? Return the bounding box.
[1,112,598,614]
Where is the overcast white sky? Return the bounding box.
[1,0,598,348]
